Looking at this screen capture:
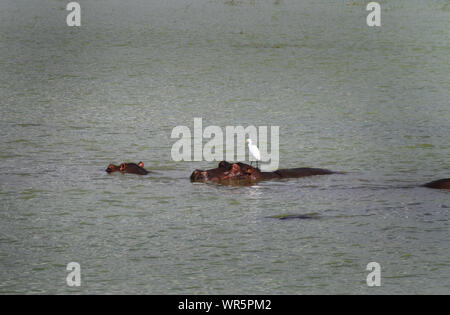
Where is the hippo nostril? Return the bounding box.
[190,170,202,181]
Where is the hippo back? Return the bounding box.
[424,179,450,190]
[275,168,334,178]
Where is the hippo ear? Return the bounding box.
[120,163,126,171]
[138,161,144,168]
[219,161,232,170]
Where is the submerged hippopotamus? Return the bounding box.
[423,179,450,190]
[120,162,149,175]
[106,162,149,175]
[106,164,121,173]
[190,161,336,184]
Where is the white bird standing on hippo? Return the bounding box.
[246,138,261,169]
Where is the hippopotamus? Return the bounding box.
[423,179,450,190]
[120,162,149,175]
[106,162,149,175]
[106,164,121,173]
[190,161,336,184]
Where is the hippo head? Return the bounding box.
[106,164,120,173]
[236,163,253,174]
[245,166,261,180]
[218,161,232,170]
[230,163,242,175]
[221,163,242,180]
[190,169,205,182]
[232,163,261,181]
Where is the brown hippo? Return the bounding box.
[119,162,149,175]
[191,162,256,183]
[106,162,149,175]
[190,161,233,182]
[106,164,121,173]
[424,179,450,190]
[190,161,337,184]
[220,163,249,182]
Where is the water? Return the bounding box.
[0,0,449,294]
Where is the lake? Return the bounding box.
[0,0,449,294]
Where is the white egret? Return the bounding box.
[246,139,261,169]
